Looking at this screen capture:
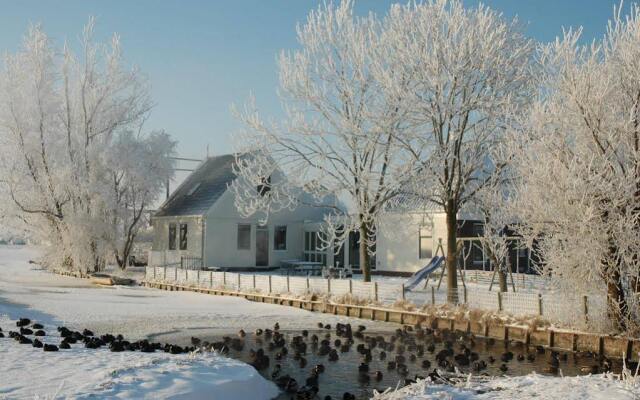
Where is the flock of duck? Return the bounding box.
[188,321,619,400]
[1,317,621,400]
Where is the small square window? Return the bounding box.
[237,224,251,250]
[274,225,287,250]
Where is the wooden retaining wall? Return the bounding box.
[143,281,640,362]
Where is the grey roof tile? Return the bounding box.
[155,154,237,217]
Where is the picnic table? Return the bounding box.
[279,260,324,276]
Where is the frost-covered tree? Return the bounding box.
[107,130,176,269]
[0,21,173,273]
[231,1,415,281]
[377,0,535,302]
[511,6,640,332]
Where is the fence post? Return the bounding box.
[287,275,290,293]
[209,271,213,288]
[197,269,200,286]
[583,295,589,324]
[253,274,256,290]
[431,286,435,305]
[223,271,227,286]
[174,267,177,281]
[327,278,331,294]
[537,293,543,316]
[306,276,310,292]
[163,266,167,281]
[237,273,241,291]
[268,275,272,293]
[374,282,378,302]
[497,291,503,312]
[401,284,405,300]
[349,279,353,294]
[153,267,156,280]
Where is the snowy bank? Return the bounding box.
[0,318,279,399]
[0,246,390,340]
[372,372,640,400]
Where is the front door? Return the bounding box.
[256,226,269,267]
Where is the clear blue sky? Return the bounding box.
[0,0,624,160]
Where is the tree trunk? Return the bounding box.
[606,264,628,332]
[359,222,372,282]
[445,201,459,303]
[498,267,508,292]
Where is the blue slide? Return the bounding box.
[404,256,445,291]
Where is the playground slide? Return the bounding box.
[404,256,445,291]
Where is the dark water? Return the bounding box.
[171,326,623,400]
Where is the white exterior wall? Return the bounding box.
[203,189,335,269]
[149,216,204,266]
[375,212,448,274]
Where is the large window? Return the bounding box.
[168,223,177,250]
[419,227,432,259]
[237,224,251,250]
[304,231,327,265]
[179,223,188,250]
[274,225,287,250]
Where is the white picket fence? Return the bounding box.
[144,266,608,330]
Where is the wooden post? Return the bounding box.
[349,279,353,294]
[306,276,310,292]
[223,271,226,286]
[327,278,331,294]
[209,271,213,287]
[153,267,156,280]
[497,291,503,312]
[401,284,405,300]
[197,269,200,285]
[237,274,241,291]
[253,274,256,290]
[431,286,435,305]
[538,293,543,316]
[287,275,290,293]
[373,282,378,302]
[268,275,272,293]
[174,267,178,281]
[164,266,167,281]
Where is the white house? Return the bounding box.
[149,154,338,269]
[150,154,526,275]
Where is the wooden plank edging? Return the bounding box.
[142,280,639,361]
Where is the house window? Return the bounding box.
[168,223,176,250]
[274,225,287,250]
[257,176,271,197]
[419,227,432,259]
[304,231,327,265]
[179,223,188,250]
[472,222,484,236]
[237,224,251,250]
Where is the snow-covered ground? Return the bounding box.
[0,245,390,399]
[372,372,640,400]
[0,246,392,340]
[2,245,639,400]
[1,313,279,399]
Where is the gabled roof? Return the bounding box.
[154,154,237,217]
